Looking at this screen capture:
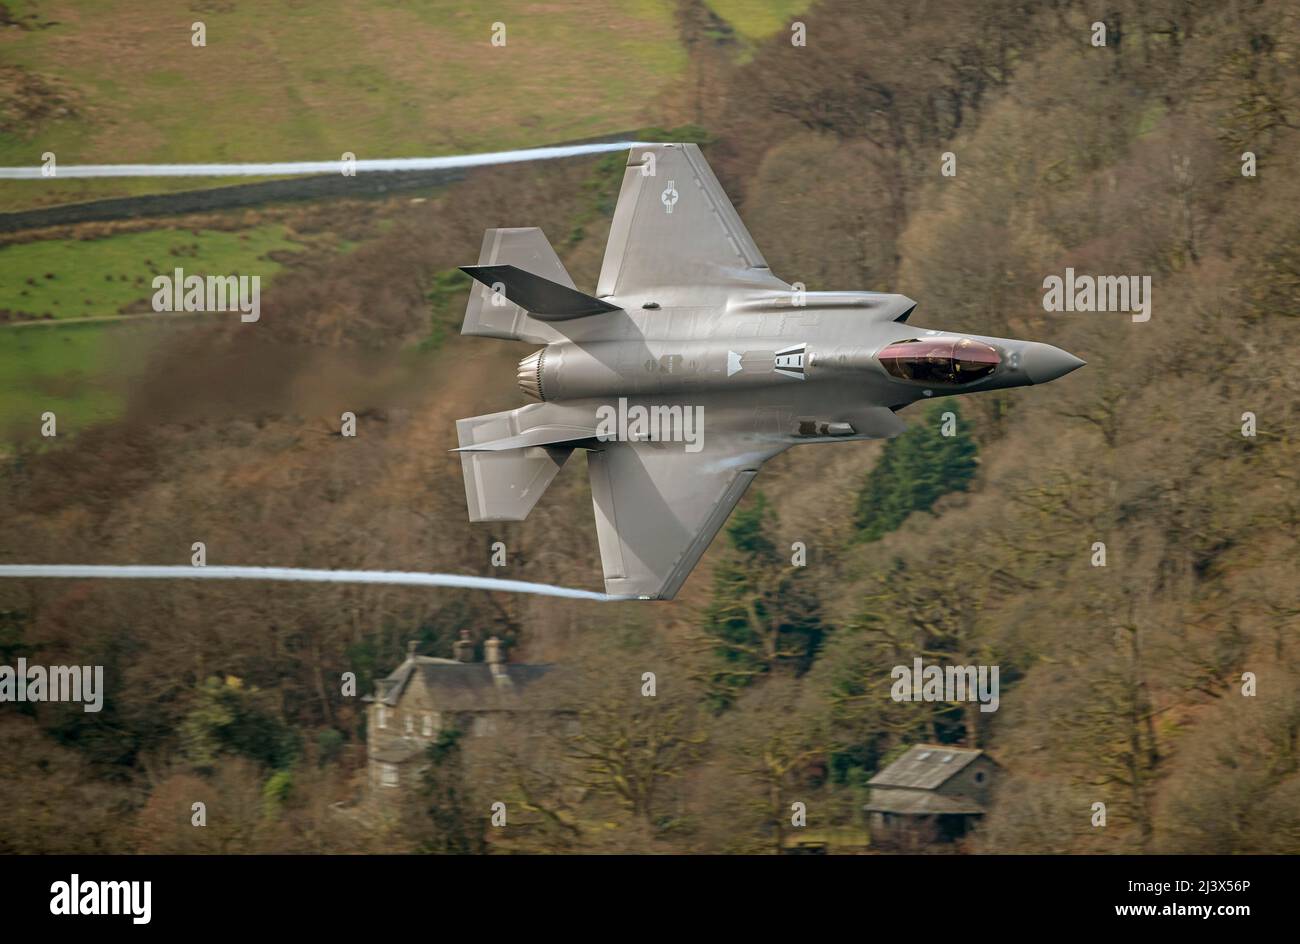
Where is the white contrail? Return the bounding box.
[0,564,631,601]
[0,141,650,179]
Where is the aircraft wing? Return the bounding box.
[586,436,784,599]
[597,143,787,297]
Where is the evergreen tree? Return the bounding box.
[854,400,978,540]
[417,728,486,854]
[701,493,829,708]
[179,676,300,772]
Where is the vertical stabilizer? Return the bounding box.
[460,228,572,343]
[455,407,571,521]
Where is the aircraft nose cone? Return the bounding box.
[1022,343,1086,384]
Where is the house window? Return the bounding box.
[471,715,497,738]
[380,764,398,787]
[404,714,414,735]
[422,713,437,737]
[377,705,387,729]
[974,770,986,784]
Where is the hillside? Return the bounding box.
[0,0,792,209]
[0,0,1297,854]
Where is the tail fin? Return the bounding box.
[460,227,594,343]
[455,407,572,521]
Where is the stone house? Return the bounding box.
[362,633,558,803]
[864,744,1000,849]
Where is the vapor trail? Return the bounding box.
[0,141,649,179]
[0,565,629,601]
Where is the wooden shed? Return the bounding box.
[865,744,999,850]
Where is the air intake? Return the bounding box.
[517,349,545,401]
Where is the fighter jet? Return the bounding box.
[454,144,1084,600]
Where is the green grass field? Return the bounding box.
[0,0,689,209]
[0,225,304,320]
[0,222,323,442]
[0,319,160,442]
[0,1,805,210]
[707,0,806,42]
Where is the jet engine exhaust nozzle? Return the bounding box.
[518,349,545,401]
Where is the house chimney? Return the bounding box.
[453,630,474,663]
[406,639,418,663]
[485,636,507,681]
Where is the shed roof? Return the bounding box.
[865,788,986,815]
[868,744,986,790]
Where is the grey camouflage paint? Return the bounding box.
[456,144,1083,600]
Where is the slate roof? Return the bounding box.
[868,744,984,790]
[864,790,986,815]
[365,656,557,709]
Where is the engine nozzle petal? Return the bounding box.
[517,349,545,401]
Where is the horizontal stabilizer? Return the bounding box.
[461,264,621,320]
[452,424,598,453]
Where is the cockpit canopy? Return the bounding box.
[877,337,1001,386]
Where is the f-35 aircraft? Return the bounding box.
[455,144,1084,600]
